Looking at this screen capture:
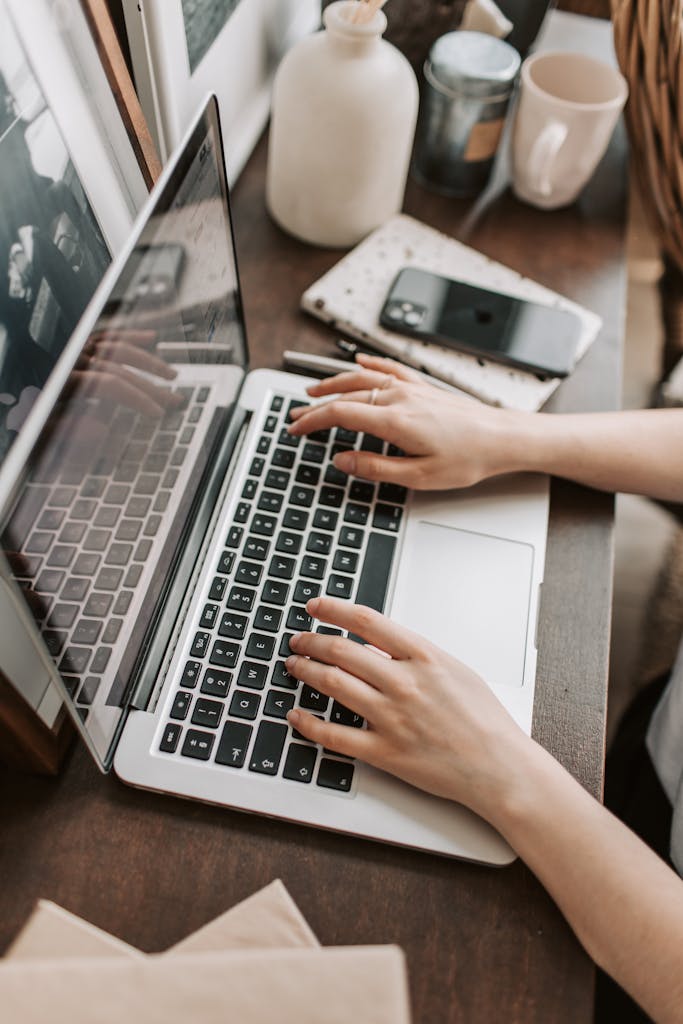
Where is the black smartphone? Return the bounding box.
[379,267,583,378]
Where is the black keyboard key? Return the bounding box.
[218,612,248,639]
[170,691,191,719]
[262,579,289,606]
[105,543,133,566]
[300,556,327,580]
[246,633,276,661]
[113,591,133,615]
[324,465,347,488]
[378,482,408,505]
[227,585,255,612]
[102,619,123,645]
[282,508,308,531]
[125,497,150,518]
[58,522,87,544]
[354,532,396,615]
[47,545,76,568]
[317,626,343,635]
[279,633,295,657]
[339,526,363,549]
[331,701,364,728]
[344,503,369,526]
[249,721,287,775]
[134,475,162,497]
[181,729,214,760]
[36,569,65,594]
[295,463,320,486]
[272,447,295,469]
[293,580,321,603]
[215,720,253,767]
[42,630,66,656]
[50,486,77,508]
[187,405,203,425]
[254,606,282,632]
[286,606,312,631]
[190,631,211,658]
[236,560,263,587]
[226,525,244,548]
[115,520,141,542]
[48,604,79,629]
[209,640,241,669]
[84,528,111,552]
[373,503,403,532]
[73,619,103,646]
[336,427,358,445]
[270,395,284,412]
[257,436,271,455]
[278,427,299,448]
[235,501,251,523]
[251,514,277,538]
[244,536,270,561]
[242,478,258,499]
[124,564,143,588]
[216,551,235,575]
[237,661,268,690]
[300,685,329,713]
[271,660,297,689]
[268,555,296,580]
[306,532,332,555]
[264,689,295,719]
[201,668,232,698]
[290,486,314,508]
[181,661,201,688]
[160,722,182,753]
[26,532,52,554]
[199,603,220,629]
[309,428,331,444]
[361,434,383,453]
[313,508,338,531]
[264,414,278,432]
[249,456,265,476]
[333,550,358,573]
[71,499,97,520]
[192,698,223,729]
[275,531,301,555]
[258,491,283,513]
[284,743,317,783]
[301,442,326,464]
[317,758,354,792]
[76,677,101,705]
[59,647,91,674]
[94,567,122,590]
[319,485,344,508]
[162,469,179,489]
[264,469,290,491]
[229,689,261,720]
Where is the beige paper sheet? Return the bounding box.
[6,880,318,961]
[0,947,411,1024]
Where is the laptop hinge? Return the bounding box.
[126,409,250,713]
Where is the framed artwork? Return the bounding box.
[0,0,149,761]
[122,0,321,182]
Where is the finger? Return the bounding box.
[89,328,158,347]
[285,651,382,720]
[288,630,392,694]
[306,596,418,660]
[303,368,393,400]
[286,708,375,761]
[286,397,392,438]
[355,352,423,383]
[333,448,422,485]
[89,360,184,410]
[92,340,176,379]
[73,369,165,417]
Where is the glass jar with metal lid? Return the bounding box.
[412,31,521,197]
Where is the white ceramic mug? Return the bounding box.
[511,50,628,210]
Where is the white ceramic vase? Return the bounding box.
[266,0,419,248]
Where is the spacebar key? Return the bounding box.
[350,533,396,637]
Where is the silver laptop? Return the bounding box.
[0,97,548,865]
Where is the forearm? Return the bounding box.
[498,409,683,502]
[490,740,683,1022]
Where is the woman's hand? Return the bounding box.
[287,353,529,491]
[285,596,533,825]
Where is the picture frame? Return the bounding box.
[121,0,321,182]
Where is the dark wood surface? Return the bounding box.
[0,52,627,1024]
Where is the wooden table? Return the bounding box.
[0,19,627,1024]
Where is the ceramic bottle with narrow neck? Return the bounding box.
[266,0,419,248]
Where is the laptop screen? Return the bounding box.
[0,98,248,766]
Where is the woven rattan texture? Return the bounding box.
[612,0,683,270]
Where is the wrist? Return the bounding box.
[487,411,567,479]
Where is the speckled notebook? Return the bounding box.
[301,214,602,412]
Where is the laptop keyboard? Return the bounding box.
[4,385,211,720]
[159,393,407,795]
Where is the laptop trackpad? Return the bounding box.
[390,522,534,688]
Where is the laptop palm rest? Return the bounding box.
[390,522,534,689]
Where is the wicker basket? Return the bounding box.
[611,0,683,270]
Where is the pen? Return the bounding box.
[283,348,473,399]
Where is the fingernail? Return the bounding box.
[289,632,302,648]
[285,654,297,668]
[287,709,301,726]
[334,451,356,473]
[306,597,320,614]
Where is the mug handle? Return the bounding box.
[528,121,568,197]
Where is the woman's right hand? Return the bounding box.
[287,353,529,491]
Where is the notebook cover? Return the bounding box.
[301,213,602,412]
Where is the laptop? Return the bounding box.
[0,97,549,865]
